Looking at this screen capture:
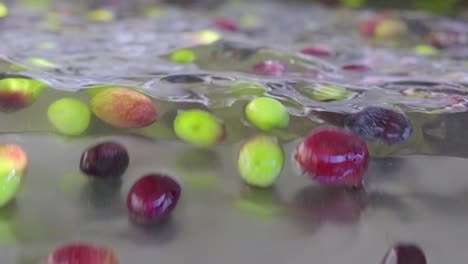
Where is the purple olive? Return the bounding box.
[345,107,412,145]
[381,243,427,264]
[127,174,181,225]
[80,142,129,179]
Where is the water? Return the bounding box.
[1,0,468,263]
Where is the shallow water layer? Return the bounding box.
[2,134,468,263]
[1,0,468,263]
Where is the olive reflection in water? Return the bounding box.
[233,185,285,218]
[126,212,180,246]
[0,202,18,245]
[290,186,368,226]
[80,178,124,217]
[290,186,422,228]
[365,157,406,185]
[174,148,221,190]
[175,148,220,170]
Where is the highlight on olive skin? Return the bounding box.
[173,109,225,147]
[238,135,284,188]
[344,106,413,145]
[294,126,369,188]
[80,141,129,179]
[381,243,427,264]
[127,174,182,226]
[0,144,28,207]
[91,87,157,129]
[245,97,289,131]
[0,77,46,112]
[48,98,91,136]
[45,242,119,264]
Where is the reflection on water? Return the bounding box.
[175,148,220,170]
[79,178,124,217]
[233,185,285,218]
[0,202,18,245]
[1,0,468,263]
[290,186,368,227]
[124,216,180,246]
